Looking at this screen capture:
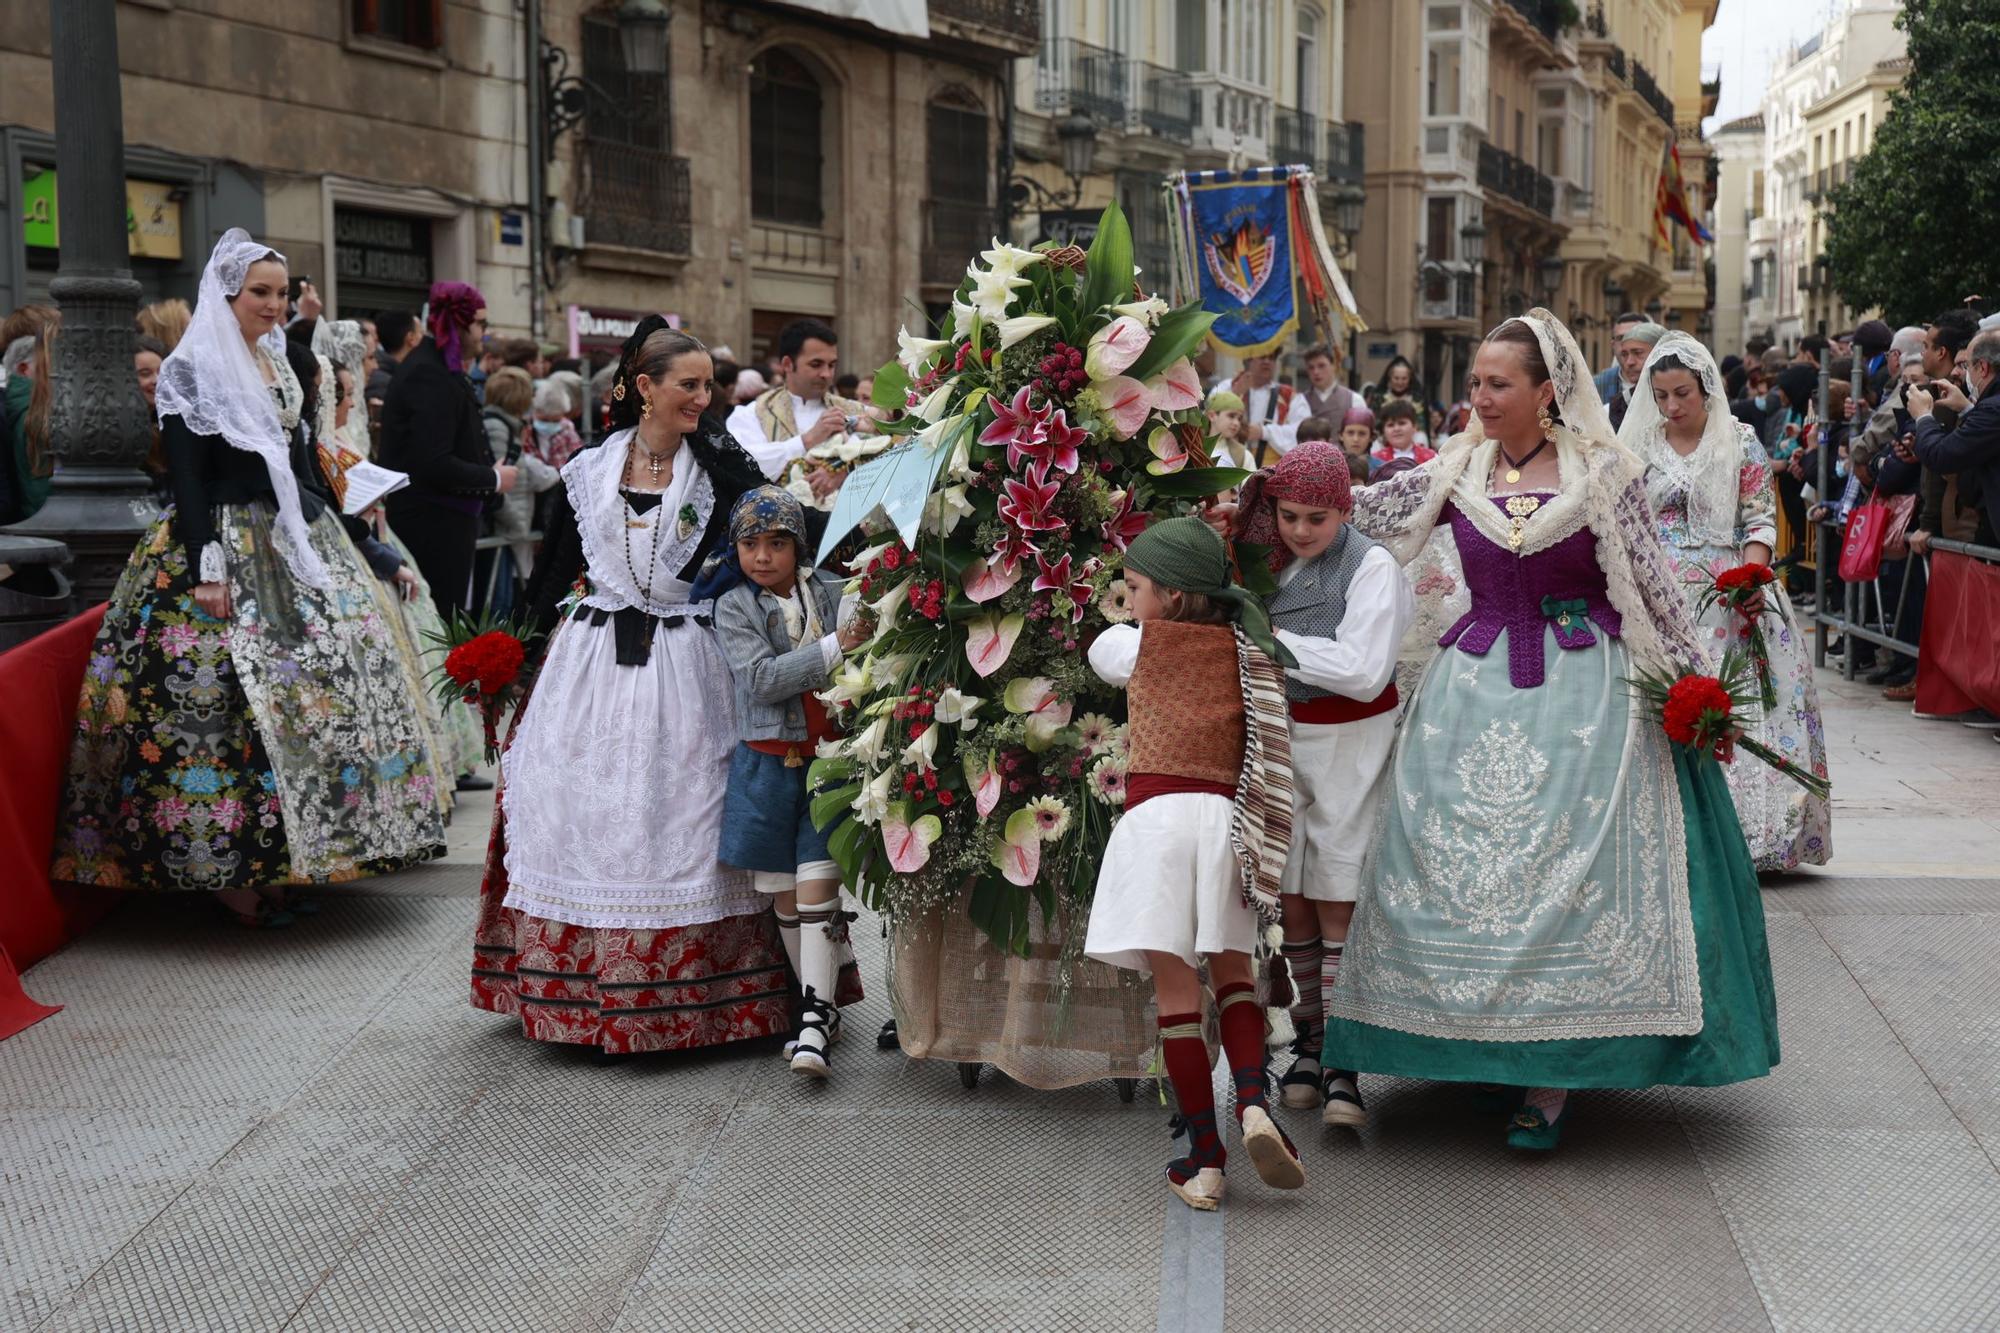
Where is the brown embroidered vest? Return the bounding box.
[1124,620,1246,789]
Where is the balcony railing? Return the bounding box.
[580,140,691,257]
[1323,120,1365,184]
[923,198,993,287]
[1036,38,1126,124]
[1584,3,1608,37]
[1274,105,1317,168]
[928,0,1038,53]
[1477,140,1556,218]
[1605,47,1627,82]
[1130,61,1198,143]
[1500,0,1566,43]
[1631,59,1675,126]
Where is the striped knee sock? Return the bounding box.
[1281,936,1324,1041]
[1319,940,1344,1025]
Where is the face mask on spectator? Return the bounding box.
[532,418,563,437]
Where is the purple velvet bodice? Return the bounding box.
[1439,495,1623,688]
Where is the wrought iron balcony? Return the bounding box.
[580,140,691,257]
[1274,105,1317,169]
[1631,59,1675,126]
[923,197,994,288]
[928,0,1039,55]
[1500,0,1566,43]
[1036,38,1126,125]
[1130,61,1198,144]
[1605,46,1626,83]
[1323,120,1365,184]
[1477,140,1556,218]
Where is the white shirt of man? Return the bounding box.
[1241,383,1313,460]
[726,393,831,481]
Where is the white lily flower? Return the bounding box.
[1112,296,1170,325]
[912,380,956,423]
[939,484,975,535]
[997,314,1059,350]
[852,767,896,825]
[969,267,1028,322]
[873,651,919,688]
[901,722,939,770]
[935,687,985,731]
[848,715,890,765]
[947,429,975,482]
[823,657,874,706]
[896,326,953,376]
[980,238,1045,280]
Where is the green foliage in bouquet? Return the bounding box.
[805,201,1244,955]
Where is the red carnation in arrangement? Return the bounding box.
[444,630,526,699]
[1713,563,1775,593]
[1660,674,1735,746]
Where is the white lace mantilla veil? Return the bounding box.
[1620,331,1745,550]
[155,228,331,589]
[1350,307,1707,679]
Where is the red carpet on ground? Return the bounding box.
[0,603,105,1038]
[1916,550,2000,719]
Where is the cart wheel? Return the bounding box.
[958,1061,982,1090]
[1115,1077,1137,1103]
[876,1019,900,1051]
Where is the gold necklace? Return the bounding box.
[1498,437,1550,486]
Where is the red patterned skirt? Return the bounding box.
[470,753,860,1054]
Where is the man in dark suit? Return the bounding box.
[1902,327,2000,547]
[377,285,515,615]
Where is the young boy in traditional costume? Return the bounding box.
[712,486,868,1078]
[1232,442,1416,1127]
[1082,517,1303,1212]
[1338,404,1376,481]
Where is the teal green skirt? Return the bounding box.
[1323,747,1780,1089]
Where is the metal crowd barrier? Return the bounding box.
[1811,530,2000,679]
[473,530,541,611]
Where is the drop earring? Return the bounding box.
[1536,404,1556,444]
[641,396,653,421]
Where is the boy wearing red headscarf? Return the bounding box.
[1232,442,1415,1128]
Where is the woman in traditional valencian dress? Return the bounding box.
[470,320,801,1054]
[52,230,446,922]
[1321,310,1779,1151]
[1619,332,1831,872]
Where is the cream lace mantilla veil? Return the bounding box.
[1348,308,1707,680]
[1620,331,1749,551]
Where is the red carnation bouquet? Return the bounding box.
[1692,562,1779,711]
[1628,650,1830,799]
[427,610,541,764]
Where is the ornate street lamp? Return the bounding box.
[1536,253,1566,306]
[1010,113,1099,215]
[615,0,673,76]
[1459,219,1487,270]
[1333,184,1366,253]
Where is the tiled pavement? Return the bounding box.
[6,669,1999,1332]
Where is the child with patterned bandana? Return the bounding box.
[1082,517,1304,1211]
[1232,442,1415,1127]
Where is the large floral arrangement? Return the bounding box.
[807,203,1243,954]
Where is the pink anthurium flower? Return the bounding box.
[1146,423,1189,475]
[1094,375,1153,440]
[997,462,1064,532]
[1085,315,1151,380]
[962,554,1023,603]
[1147,358,1204,412]
[990,807,1043,886]
[1101,489,1150,552]
[883,809,944,873]
[965,611,1025,677]
[971,759,1003,816]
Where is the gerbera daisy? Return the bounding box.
[1097,579,1133,623]
[1088,756,1127,806]
[1027,794,1072,841]
[1074,712,1116,754]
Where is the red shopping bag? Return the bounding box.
[1837,498,1888,583]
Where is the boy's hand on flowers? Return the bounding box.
[1200,501,1237,536]
[836,616,870,652]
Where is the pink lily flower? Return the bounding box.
[997,462,1064,532]
[1101,489,1150,552]
[1039,410,1087,474]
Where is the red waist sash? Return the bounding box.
[1288,681,1399,725]
[1124,772,1237,812]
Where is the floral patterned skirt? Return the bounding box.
[51,504,447,892]
[470,730,860,1053]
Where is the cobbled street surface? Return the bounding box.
[7,666,2000,1331]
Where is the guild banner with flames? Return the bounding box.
[1166,165,1364,358]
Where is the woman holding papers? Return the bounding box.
[50,230,446,923]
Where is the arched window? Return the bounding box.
[751,49,825,228]
[924,91,991,286]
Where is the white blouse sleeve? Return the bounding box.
[1274,547,1415,699]
[1087,623,1143,687]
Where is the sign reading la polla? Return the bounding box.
[21,169,183,260]
[566,305,682,358]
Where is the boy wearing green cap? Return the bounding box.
[1082,516,1304,1212]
